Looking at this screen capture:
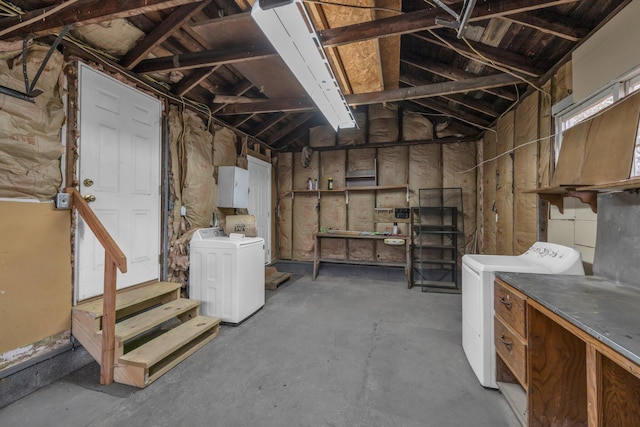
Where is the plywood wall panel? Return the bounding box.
[0,202,71,353]
[514,93,539,254]
[277,152,293,259]
[539,83,553,188]
[496,111,515,255]
[408,144,442,207]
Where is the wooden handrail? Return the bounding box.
[66,187,127,273]
[66,187,127,385]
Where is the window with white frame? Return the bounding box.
[553,65,640,177]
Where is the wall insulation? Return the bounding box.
[408,144,442,207]
[496,111,515,255]
[309,125,335,148]
[337,112,366,146]
[513,93,539,254]
[319,150,347,258]
[482,132,498,254]
[402,112,434,141]
[368,103,398,144]
[292,151,319,260]
[277,152,293,259]
[0,42,65,199]
[443,141,477,254]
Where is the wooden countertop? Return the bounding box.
[495,272,640,366]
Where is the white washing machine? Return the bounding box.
[461,242,584,388]
[189,229,265,324]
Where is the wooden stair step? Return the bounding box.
[73,281,182,319]
[97,298,200,342]
[115,315,220,387]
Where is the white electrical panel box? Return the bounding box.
[217,166,249,208]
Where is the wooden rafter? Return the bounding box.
[120,1,213,69]
[213,80,256,114]
[0,0,204,40]
[318,0,580,47]
[134,45,276,74]
[399,72,501,117]
[267,113,316,145]
[132,0,576,75]
[503,12,589,42]
[400,54,518,101]
[411,32,545,77]
[215,73,520,115]
[172,66,221,96]
[253,113,289,137]
[410,98,491,130]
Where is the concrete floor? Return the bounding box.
[1,268,518,427]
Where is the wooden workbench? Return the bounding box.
[312,231,411,288]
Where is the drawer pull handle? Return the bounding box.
[499,296,512,309]
[500,334,513,350]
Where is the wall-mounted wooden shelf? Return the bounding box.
[524,186,598,214]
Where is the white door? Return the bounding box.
[75,63,162,302]
[248,156,272,264]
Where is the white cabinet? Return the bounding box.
[217,166,249,208]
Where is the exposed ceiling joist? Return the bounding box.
[400,55,518,101]
[216,72,520,115]
[503,12,589,41]
[253,113,289,137]
[411,32,545,77]
[411,98,491,129]
[318,0,579,47]
[267,113,316,145]
[172,66,221,96]
[0,0,204,40]
[120,1,213,69]
[134,45,276,73]
[400,74,502,117]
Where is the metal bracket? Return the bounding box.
[433,0,477,39]
[0,25,70,103]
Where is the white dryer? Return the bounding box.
[461,242,584,388]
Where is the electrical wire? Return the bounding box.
[457,132,558,174]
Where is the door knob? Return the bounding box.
[83,178,94,187]
[84,195,96,203]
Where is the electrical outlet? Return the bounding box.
[55,192,70,209]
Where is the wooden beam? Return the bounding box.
[319,0,579,47]
[401,54,518,101]
[131,0,576,74]
[411,32,545,77]
[216,73,520,115]
[0,0,203,40]
[171,66,221,97]
[253,113,289,137]
[267,113,316,145]
[120,1,213,69]
[216,98,316,115]
[134,45,276,73]
[410,98,491,129]
[399,73,501,117]
[503,12,589,42]
[346,72,521,106]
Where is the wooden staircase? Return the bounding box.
[72,281,220,388]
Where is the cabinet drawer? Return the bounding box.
[494,280,526,338]
[495,316,527,388]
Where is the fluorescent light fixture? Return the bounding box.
[251,0,357,130]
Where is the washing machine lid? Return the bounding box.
[190,235,264,249]
[462,254,551,273]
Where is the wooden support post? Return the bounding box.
[586,343,603,427]
[100,253,117,385]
